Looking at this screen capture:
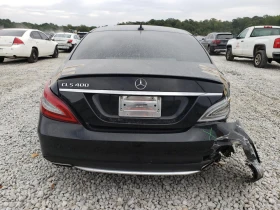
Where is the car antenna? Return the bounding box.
[138,23,144,31]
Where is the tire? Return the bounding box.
[226,48,234,61]
[207,46,214,55]
[68,44,76,52]
[254,50,267,68]
[0,57,4,63]
[52,46,59,58]
[27,48,38,63]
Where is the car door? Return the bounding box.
[74,35,81,45]
[209,34,215,46]
[233,28,249,56]
[30,31,45,56]
[242,28,260,57]
[38,31,54,55]
[201,34,209,48]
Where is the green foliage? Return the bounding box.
[1,15,279,35]
[0,19,96,33]
[118,15,280,35]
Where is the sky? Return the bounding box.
[0,0,279,26]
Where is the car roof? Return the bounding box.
[55,32,74,35]
[254,26,280,28]
[91,25,191,35]
[211,32,232,34]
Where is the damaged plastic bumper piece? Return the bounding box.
[196,120,264,182]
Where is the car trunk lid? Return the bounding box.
[0,36,16,47]
[55,59,225,83]
[52,60,226,133]
[216,34,233,46]
[53,35,72,44]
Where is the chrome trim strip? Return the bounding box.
[59,89,222,96]
[75,166,200,175]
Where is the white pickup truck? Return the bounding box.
[226,26,280,68]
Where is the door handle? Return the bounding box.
[241,41,244,42]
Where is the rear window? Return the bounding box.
[250,28,280,37]
[71,31,210,62]
[217,34,233,39]
[54,34,71,38]
[0,29,26,37]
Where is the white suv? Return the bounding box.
[52,33,81,52]
[0,28,58,63]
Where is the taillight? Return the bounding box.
[13,37,24,45]
[40,82,79,124]
[212,40,221,44]
[273,38,280,48]
[67,39,73,43]
[198,98,230,122]
[264,26,272,28]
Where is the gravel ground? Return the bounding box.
[0,53,279,210]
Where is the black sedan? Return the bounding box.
[38,25,263,181]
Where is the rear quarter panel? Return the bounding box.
[266,36,280,58]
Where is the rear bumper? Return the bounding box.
[272,52,280,60]
[211,45,227,52]
[38,115,263,180]
[0,45,30,57]
[57,43,72,50]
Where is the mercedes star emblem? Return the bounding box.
[135,78,147,90]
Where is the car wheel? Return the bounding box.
[52,46,59,58]
[0,57,4,63]
[254,50,268,68]
[68,44,76,52]
[226,48,234,61]
[27,48,38,63]
[207,46,214,55]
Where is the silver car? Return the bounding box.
[52,33,81,52]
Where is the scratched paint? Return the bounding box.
[203,128,217,140]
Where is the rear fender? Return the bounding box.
[253,44,266,56]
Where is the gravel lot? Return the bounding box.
[0,52,279,210]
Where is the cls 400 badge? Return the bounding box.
[61,83,89,88]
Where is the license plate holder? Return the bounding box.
[119,96,161,118]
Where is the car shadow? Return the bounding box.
[211,53,226,56]
[47,158,259,207]
[59,50,71,54]
[233,59,280,70]
[0,56,62,65]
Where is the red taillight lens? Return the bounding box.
[40,82,79,124]
[212,40,221,44]
[264,26,272,28]
[67,39,73,43]
[273,38,280,48]
[13,37,24,45]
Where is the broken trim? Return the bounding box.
[201,120,264,182]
